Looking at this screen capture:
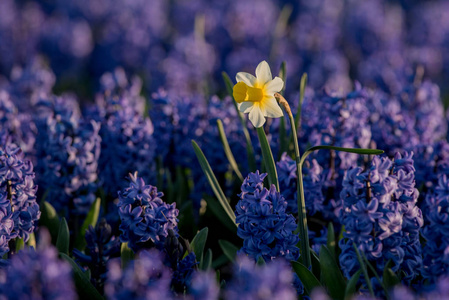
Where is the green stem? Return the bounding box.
[353,244,375,297]
[256,127,279,192]
[275,92,311,269]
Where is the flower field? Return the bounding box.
[1,0,449,299]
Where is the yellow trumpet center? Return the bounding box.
[233,82,264,103]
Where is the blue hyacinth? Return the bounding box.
[235,171,299,262]
[72,219,121,294]
[188,270,219,300]
[117,172,178,252]
[105,249,173,300]
[224,255,297,300]
[339,152,423,285]
[34,95,101,218]
[0,143,39,251]
[0,230,76,300]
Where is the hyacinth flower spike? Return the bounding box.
[233,60,284,128]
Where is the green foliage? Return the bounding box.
[191,227,209,269]
[291,261,321,295]
[75,197,101,251]
[256,127,279,191]
[120,243,134,270]
[56,217,70,255]
[320,245,346,300]
[218,240,239,262]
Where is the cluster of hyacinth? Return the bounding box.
[235,171,299,262]
[0,230,76,300]
[117,172,178,252]
[0,90,36,154]
[224,255,297,300]
[33,95,101,217]
[91,78,155,198]
[105,248,202,299]
[339,152,423,286]
[0,144,39,256]
[299,85,372,222]
[367,79,447,156]
[421,173,449,282]
[72,219,121,294]
[276,152,325,217]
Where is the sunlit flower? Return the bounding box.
[233,61,284,128]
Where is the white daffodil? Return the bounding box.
[233,61,284,128]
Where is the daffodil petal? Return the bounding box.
[236,72,256,86]
[264,76,284,94]
[238,101,253,113]
[255,61,272,85]
[248,104,265,128]
[263,97,284,118]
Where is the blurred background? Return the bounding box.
[1,0,449,106]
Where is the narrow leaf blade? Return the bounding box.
[319,245,346,300]
[75,197,101,251]
[60,253,104,300]
[256,127,279,191]
[40,201,60,244]
[192,140,237,226]
[121,242,134,269]
[344,269,362,300]
[56,217,70,255]
[217,119,244,181]
[218,240,239,262]
[202,249,213,270]
[291,261,321,295]
[191,227,209,269]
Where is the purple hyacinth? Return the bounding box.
[339,152,423,285]
[34,95,101,217]
[0,230,76,300]
[117,172,178,252]
[0,144,39,247]
[224,255,297,300]
[421,173,449,282]
[105,249,173,300]
[235,171,299,262]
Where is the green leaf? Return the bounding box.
[327,223,336,261]
[75,197,101,251]
[60,253,104,300]
[383,260,400,290]
[204,195,237,233]
[191,227,209,269]
[222,72,257,172]
[301,145,384,168]
[218,240,239,262]
[121,243,134,269]
[192,140,237,226]
[217,119,244,181]
[40,201,60,244]
[256,127,279,191]
[56,217,70,255]
[26,233,36,248]
[257,256,266,266]
[291,261,321,295]
[344,269,362,300]
[211,254,229,269]
[202,249,212,270]
[319,245,346,300]
[310,250,321,279]
[15,238,24,252]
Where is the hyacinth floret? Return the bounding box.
[118,172,178,252]
[235,171,299,262]
[339,152,423,284]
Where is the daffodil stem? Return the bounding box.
[275,93,311,270]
